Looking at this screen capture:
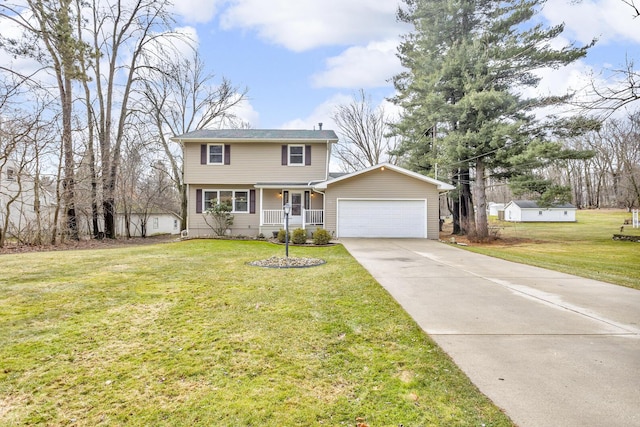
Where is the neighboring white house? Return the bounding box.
[0,160,55,239]
[503,200,576,222]
[116,211,181,237]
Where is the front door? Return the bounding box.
[290,192,302,223]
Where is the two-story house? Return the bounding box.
[172,128,454,239]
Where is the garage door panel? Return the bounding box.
[338,199,426,238]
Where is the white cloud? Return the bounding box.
[542,0,640,45]
[279,91,400,131]
[170,0,224,24]
[219,0,407,52]
[280,93,353,130]
[311,39,402,88]
[231,97,260,127]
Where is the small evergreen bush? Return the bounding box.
[292,228,307,244]
[277,229,289,243]
[312,228,331,245]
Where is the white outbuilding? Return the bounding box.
[503,200,576,222]
[488,202,505,217]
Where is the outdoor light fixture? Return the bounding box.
[283,203,291,258]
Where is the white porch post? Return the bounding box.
[259,188,264,226]
[302,208,306,230]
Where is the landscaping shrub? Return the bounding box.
[277,229,289,243]
[313,228,332,245]
[203,202,234,236]
[292,228,308,244]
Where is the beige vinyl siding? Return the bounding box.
[188,184,260,237]
[309,192,323,210]
[324,168,441,239]
[187,186,325,237]
[262,189,284,211]
[184,141,328,184]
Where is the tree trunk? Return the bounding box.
[103,197,115,239]
[180,183,188,231]
[475,158,488,239]
[51,141,64,245]
[62,75,78,240]
[459,168,474,235]
[450,172,461,235]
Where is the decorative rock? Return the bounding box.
[248,256,326,268]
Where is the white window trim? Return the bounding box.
[203,189,250,213]
[208,144,225,165]
[288,144,305,166]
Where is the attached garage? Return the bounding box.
[337,199,427,238]
[315,163,455,240]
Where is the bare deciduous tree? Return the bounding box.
[331,89,398,172]
[83,0,183,239]
[139,50,248,231]
[1,0,88,240]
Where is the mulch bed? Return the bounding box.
[0,235,178,255]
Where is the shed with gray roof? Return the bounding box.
[503,200,577,222]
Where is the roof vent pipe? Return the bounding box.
[318,122,323,130]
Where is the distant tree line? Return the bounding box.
[0,0,246,247]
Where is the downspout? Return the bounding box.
[311,185,326,229]
[182,183,190,238]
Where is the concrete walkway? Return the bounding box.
[340,238,640,427]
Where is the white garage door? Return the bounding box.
[337,199,427,238]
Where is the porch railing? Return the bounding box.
[262,210,284,225]
[262,209,324,227]
[303,209,324,225]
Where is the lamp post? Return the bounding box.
[283,203,291,259]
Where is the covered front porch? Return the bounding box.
[256,185,324,235]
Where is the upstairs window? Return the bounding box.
[7,168,15,181]
[282,145,311,166]
[289,145,304,165]
[209,144,224,164]
[201,144,230,165]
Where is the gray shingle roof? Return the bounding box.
[512,200,576,209]
[172,128,338,142]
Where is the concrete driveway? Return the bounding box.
[340,238,640,427]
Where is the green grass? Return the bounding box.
[464,209,640,290]
[0,240,513,426]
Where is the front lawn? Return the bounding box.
[0,240,513,426]
[461,209,640,290]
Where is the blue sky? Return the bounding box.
[168,0,640,131]
[1,0,638,131]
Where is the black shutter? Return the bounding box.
[283,190,289,204]
[305,145,311,165]
[281,145,288,165]
[249,190,256,214]
[200,145,207,164]
[304,191,310,209]
[224,145,231,165]
[196,189,203,213]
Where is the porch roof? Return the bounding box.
[254,181,323,189]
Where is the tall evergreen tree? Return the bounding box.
[392,0,595,239]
